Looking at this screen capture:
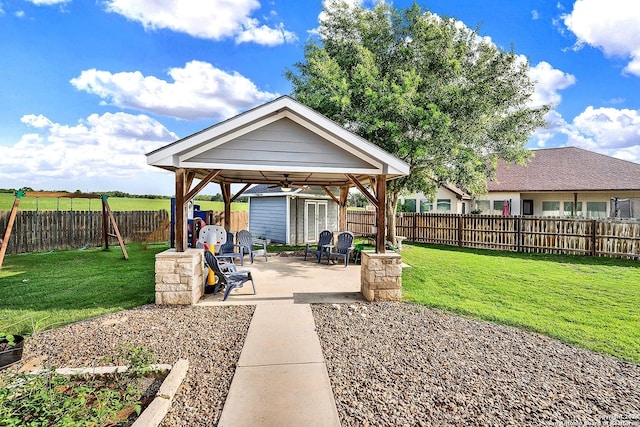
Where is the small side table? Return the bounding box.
[321,244,335,263]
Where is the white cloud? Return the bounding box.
[0,112,177,191]
[70,60,279,121]
[568,106,640,150]
[563,0,640,76]
[104,0,296,46]
[531,10,539,20]
[528,61,576,108]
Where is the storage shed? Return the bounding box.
[244,184,340,245]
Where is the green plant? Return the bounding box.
[0,345,158,426]
[0,333,16,347]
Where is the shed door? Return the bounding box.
[304,201,328,242]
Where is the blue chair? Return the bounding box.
[304,230,334,263]
[204,250,255,301]
[327,231,354,267]
[218,231,243,266]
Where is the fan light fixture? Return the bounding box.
[281,186,292,192]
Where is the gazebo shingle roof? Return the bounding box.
[488,147,640,192]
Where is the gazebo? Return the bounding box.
[147,96,410,304]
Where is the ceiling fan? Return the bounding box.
[267,174,310,192]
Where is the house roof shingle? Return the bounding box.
[488,147,640,192]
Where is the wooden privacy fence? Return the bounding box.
[199,211,248,232]
[0,210,169,255]
[0,209,249,255]
[347,211,640,259]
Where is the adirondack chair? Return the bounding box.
[237,230,268,264]
[304,230,334,263]
[204,250,255,301]
[326,231,355,267]
[217,231,243,266]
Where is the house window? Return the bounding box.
[437,199,451,212]
[522,199,534,216]
[476,200,490,214]
[542,201,560,217]
[403,199,416,212]
[493,200,504,214]
[587,202,607,218]
[419,200,433,212]
[563,201,583,217]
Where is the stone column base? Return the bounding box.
[360,250,402,302]
[155,248,204,305]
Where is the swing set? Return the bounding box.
[0,190,128,269]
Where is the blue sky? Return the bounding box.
[1,0,640,195]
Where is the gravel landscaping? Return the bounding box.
[14,302,640,426]
[312,302,640,426]
[18,304,254,427]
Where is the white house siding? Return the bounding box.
[399,187,468,214]
[475,191,640,218]
[248,197,287,243]
[473,192,522,215]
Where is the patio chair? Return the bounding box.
[217,231,244,266]
[237,230,268,264]
[204,250,255,301]
[327,231,355,267]
[304,230,334,263]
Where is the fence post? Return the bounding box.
[457,215,463,246]
[591,219,597,257]
[516,217,521,253]
[412,213,417,242]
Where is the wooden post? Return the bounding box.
[175,168,187,252]
[339,186,349,231]
[0,191,23,269]
[221,182,232,230]
[376,175,386,254]
[101,196,129,260]
[102,198,109,249]
[591,219,597,257]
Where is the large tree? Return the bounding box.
[286,1,548,244]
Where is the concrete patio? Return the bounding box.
[196,254,365,306]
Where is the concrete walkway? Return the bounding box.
[207,257,358,426]
[217,304,340,426]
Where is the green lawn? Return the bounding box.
[0,193,248,212]
[401,243,640,364]
[0,243,168,335]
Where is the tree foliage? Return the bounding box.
[286,0,548,242]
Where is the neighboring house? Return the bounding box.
[244,184,340,245]
[478,147,640,218]
[398,183,472,214]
